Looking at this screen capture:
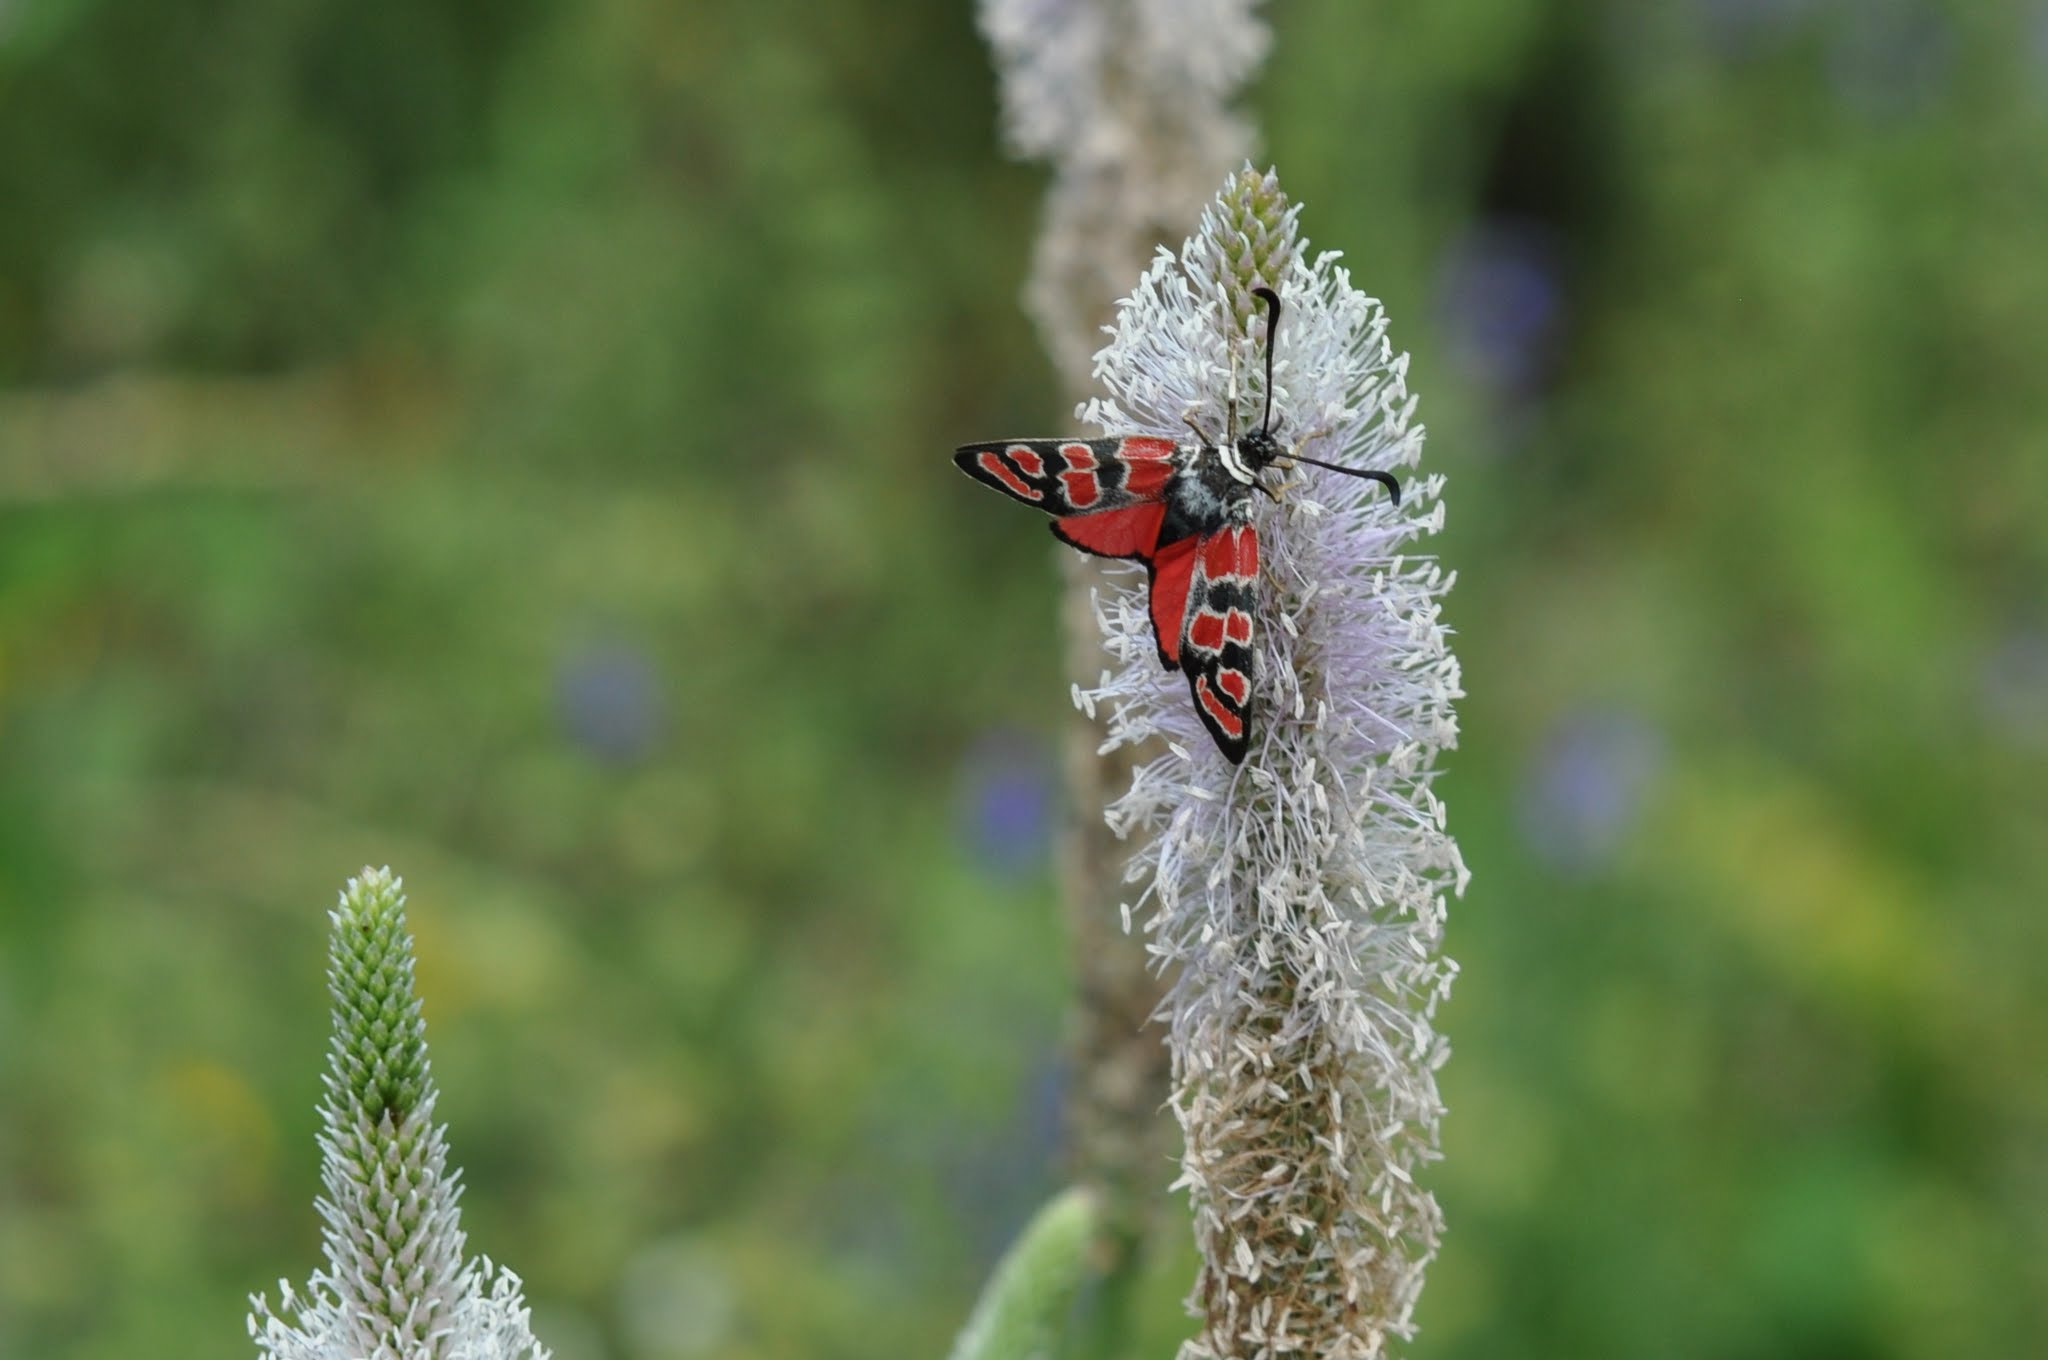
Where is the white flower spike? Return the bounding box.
[1084,167,1466,1360]
[249,868,549,1360]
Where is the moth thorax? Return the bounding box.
[1216,440,1256,485]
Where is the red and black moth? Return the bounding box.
[955,287,1401,764]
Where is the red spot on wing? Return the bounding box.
[1055,502,1165,558]
[978,450,1042,501]
[1201,525,1257,581]
[1119,437,1176,498]
[1150,538,1198,668]
[1189,610,1226,654]
[1216,667,1250,705]
[1225,609,1252,645]
[1008,444,1046,476]
[1057,443,1101,507]
[1195,676,1246,738]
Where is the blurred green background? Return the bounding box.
[2,0,2045,1357]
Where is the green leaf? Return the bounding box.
[947,1187,1101,1360]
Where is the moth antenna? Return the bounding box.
[1287,451,1403,505]
[1252,286,1282,437]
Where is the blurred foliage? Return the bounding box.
[1,1,2044,1358]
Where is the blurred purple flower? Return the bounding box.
[1824,1,1950,120]
[554,638,666,764]
[832,1049,1064,1274]
[944,1052,1068,1265]
[2032,3,2048,95]
[956,732,1056,877]
[1979,628,2048,747]
[1686,0,1817,59]
[1520,709,1665,873]
[1436,220,1564,400]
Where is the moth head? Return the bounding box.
[1235,423,1289,474]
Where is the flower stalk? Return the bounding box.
[978,0,1275,1264]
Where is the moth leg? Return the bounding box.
[1287,424,1334,460]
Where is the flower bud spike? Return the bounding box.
[248,868,550,1360]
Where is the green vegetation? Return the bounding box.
[1,2,2043,1359]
